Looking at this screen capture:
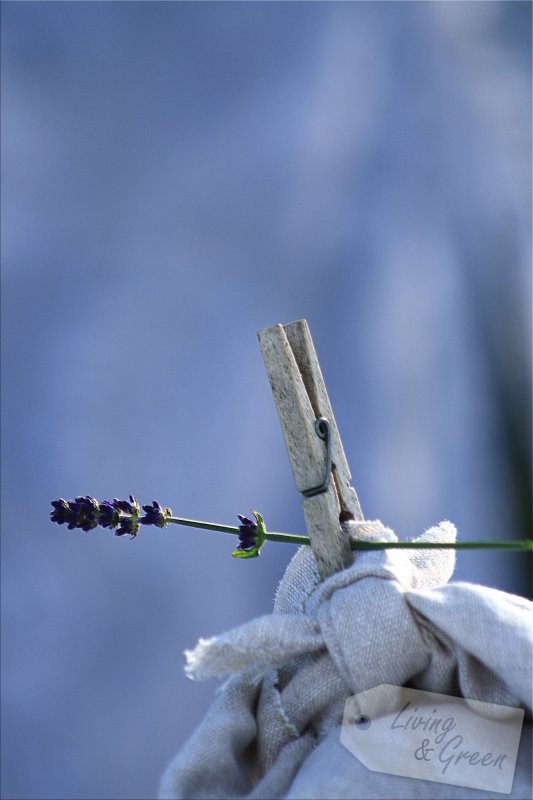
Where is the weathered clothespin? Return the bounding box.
[258,320,363,580]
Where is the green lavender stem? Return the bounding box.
[167,517,532,551]
[347,540,532,551]
[167,517,308,545]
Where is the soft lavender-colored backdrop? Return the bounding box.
[2,3,531,799]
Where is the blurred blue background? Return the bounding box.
[2,2,531,799]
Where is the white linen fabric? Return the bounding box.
[160,521,532,799]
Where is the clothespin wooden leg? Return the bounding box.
[258,320,363,581]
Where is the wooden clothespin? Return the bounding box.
[257,320,363,580]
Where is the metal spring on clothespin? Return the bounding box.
[302,418,332,498]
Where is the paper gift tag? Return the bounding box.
[340,684,524,795]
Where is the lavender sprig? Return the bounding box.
[50,497,533,555]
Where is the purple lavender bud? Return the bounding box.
[115,516,140,539]
[50,499,76,526]
[113,495,140,516]
[79,517,98,532]
[51,496,100,531]
[140,500,169,528]
[98,501,120,529]
[75,496,99,513]
[236,514,259,551]
[72,495,99,531]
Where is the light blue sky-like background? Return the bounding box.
[2,2,531,799]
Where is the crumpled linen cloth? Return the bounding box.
[160,521,533,799]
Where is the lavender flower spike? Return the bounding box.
[51,495,173,539]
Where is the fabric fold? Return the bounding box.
[184,615,324,681]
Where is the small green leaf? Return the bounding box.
[231,546,261,559]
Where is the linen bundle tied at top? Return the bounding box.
[160,521,533,800]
